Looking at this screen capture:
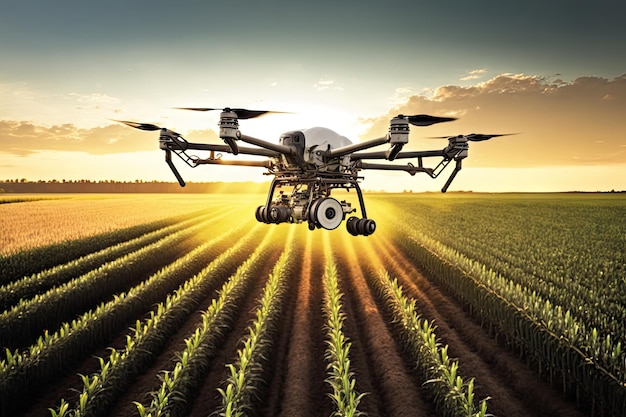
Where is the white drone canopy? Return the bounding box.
[299,127,352,167]
[300,126,352,149]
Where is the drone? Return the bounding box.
[116,107,512,236]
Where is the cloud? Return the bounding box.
[66,92,120,104]
[4,73,625,171]
[361,73,626,167]
[387,86,418,106]
[0,121,159,156]
[460,68,487,81]
[314,79,343,91]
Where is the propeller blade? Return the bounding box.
[402,114,457,126]
[174,107,221,112]
[231,109,277,120]
[466,133,517,141]
[427,133,518,141]
[112,120,162,131]
[175,107,289,119]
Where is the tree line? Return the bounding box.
[0,180,268,194]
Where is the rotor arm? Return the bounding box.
[358,161,433,176]
[351,149,446,160]
[159,134,276,187]
[181,141,280,158]
[193,158,272,168]
[327,136,390,159]
[238,133,294,156]
[160,135,279,166]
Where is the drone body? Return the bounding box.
[117,108,512,236]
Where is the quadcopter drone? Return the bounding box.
[116,107,512,236]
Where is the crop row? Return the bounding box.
[373,269,489,417]
[0,209,226,311]
[136,228,295,417]
[0,208,214,282]
[0,219,259,417]
[389,195,625,354]
[50,226,272,417]
[215,230,295,417]
[0,217,172,283]
[0,196,62,205]
[396,228,626,416]
[418,206,626,353]
[0,194,229,256]
[0,214,231,348]
[322,249,366,417]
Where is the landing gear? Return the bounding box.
[346,216,376,236]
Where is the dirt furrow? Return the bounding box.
[110,232,273,417]
[369,234,586,417]
[21,221,249,417]
[274,230,330,417]
[187,236,286,416]
[334,233,437,417]
[255,227,306,416]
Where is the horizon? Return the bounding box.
[1,178,624,195]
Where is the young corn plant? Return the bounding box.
[376,269,490,417]
[216,231,296,416]
[48,226,269,417]
[140,229,294,417]
[397,226,626,415]
[0,210,222,310]
[2,221,253,417]
[0,215,222,349]
[323,255,366,417]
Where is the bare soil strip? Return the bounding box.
[274,230,331,417]
[109,251,270,417]
[186,241,285,417]
[334,233,438,417]
[252,228,304,416]
[368,233,587,417]
[21,225,253,417]
[11,222,590,417]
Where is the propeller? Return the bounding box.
[175,107,289,120]
[398,114,457,126]
[112,120,163,131]
[429,133,518,141]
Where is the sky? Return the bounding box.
[1,0,625,192]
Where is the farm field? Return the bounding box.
[0,192,624,417]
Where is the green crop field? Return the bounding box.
[0,193,624,417]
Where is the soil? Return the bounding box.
[13,226,589,417]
